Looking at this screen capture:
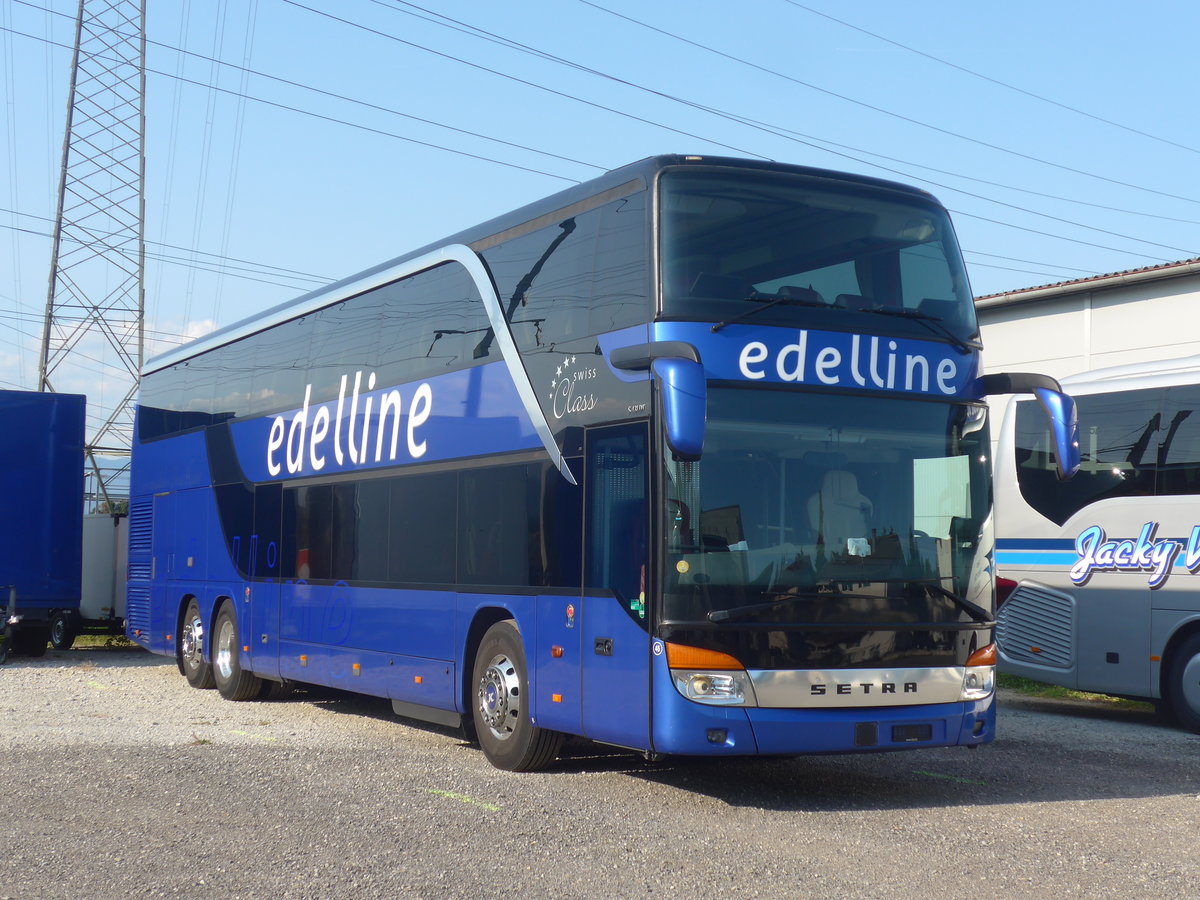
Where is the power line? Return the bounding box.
[0,217,328,291]
[781,0,1200,157]
[1,203,331,282]
[577,0,1200,207]
[12,0,608,176]
[0,19,587,184]
[275,0,768,161]
[364,0,1193,260]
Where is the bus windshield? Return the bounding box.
[660,169,979,345]
[662,388,992,626]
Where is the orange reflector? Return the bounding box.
[299,655,308,667]
[165,634,172,643]
[1151,655,1161,662]
[352,663,361,676]
[966,643,997,667]
[666,642,744,670]
[414,675,423,684]
[243,645,249,653]
[552,693,562,703]
[1029,646,1043,654]
[550,645,564,658]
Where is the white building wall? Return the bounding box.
[976,266,1200,462]
[978,271,1200,378]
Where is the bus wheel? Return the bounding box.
[1167,634,1200,733]
[212,602,262,701]
[180,600,215,689]
[472,620,563,772]
[50,611,77,651]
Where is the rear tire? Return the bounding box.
[471,620,562,772]
[213,602,262,701]
[50,611,77,651]
[1167,633,1200,733]
[180,599,215,689]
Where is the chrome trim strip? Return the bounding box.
[146,243,574,484]
[469,251,576,485]
[146,245,477,373]
[748,666,968,708]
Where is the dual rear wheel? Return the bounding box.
[177,604,561,769]
[179,599,284,700]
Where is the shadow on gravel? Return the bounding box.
[117,668,1200,813]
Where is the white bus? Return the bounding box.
[994,354,1200,730]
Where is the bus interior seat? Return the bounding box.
[806,470,873,553]
[917,297,959,322]
[835,293,872,311]
[776,284,826,305]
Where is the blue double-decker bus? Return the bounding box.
[128,155,1078,770]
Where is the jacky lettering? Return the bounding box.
[267,371,433,477]
[1071,522,1200,589]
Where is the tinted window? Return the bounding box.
[458,466,532,585]
[480,194,649,355]
[1015,387,1170,524]
[660,169,977,343]
[390,473,456,584]
[1155,384,1200,497]
[141,191,648,441]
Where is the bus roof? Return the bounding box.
[1059,353,1200,394]
[145,155,941,375]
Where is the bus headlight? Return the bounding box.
[666,642,758,707]
[961,644,997,701]
[673,670,756,706]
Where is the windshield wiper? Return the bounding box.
[922,582,992,623]
[862,306,975,354]
[708,590,830,622]
[711,293,830,333]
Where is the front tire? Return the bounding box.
[213,602,263,701]
[471,620,562,772]
[1167,633,1200,732]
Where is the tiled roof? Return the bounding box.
[975,256,1200,304]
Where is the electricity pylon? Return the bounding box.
[38,0,146,510]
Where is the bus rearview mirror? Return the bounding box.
[976,372,1080,481]
[1033,386,1081,481]
[652,357,706,461]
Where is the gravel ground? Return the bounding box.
[2,646,1199,899]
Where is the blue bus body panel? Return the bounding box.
[533,593,584,735]
[580,596,652,749]
[0,390,85,618]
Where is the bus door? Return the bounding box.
[581,423,652,751]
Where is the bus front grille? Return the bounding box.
[996,584,1075,669]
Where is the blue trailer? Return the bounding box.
[0,390,85,660]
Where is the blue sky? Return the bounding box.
[3,0,1200,410]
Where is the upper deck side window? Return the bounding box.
[1014,382,1200,524]
[658,169,978,345]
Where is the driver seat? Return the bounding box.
[807,470,872,552]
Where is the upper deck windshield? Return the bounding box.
[662,388,992,628]
[660,169,979,346]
